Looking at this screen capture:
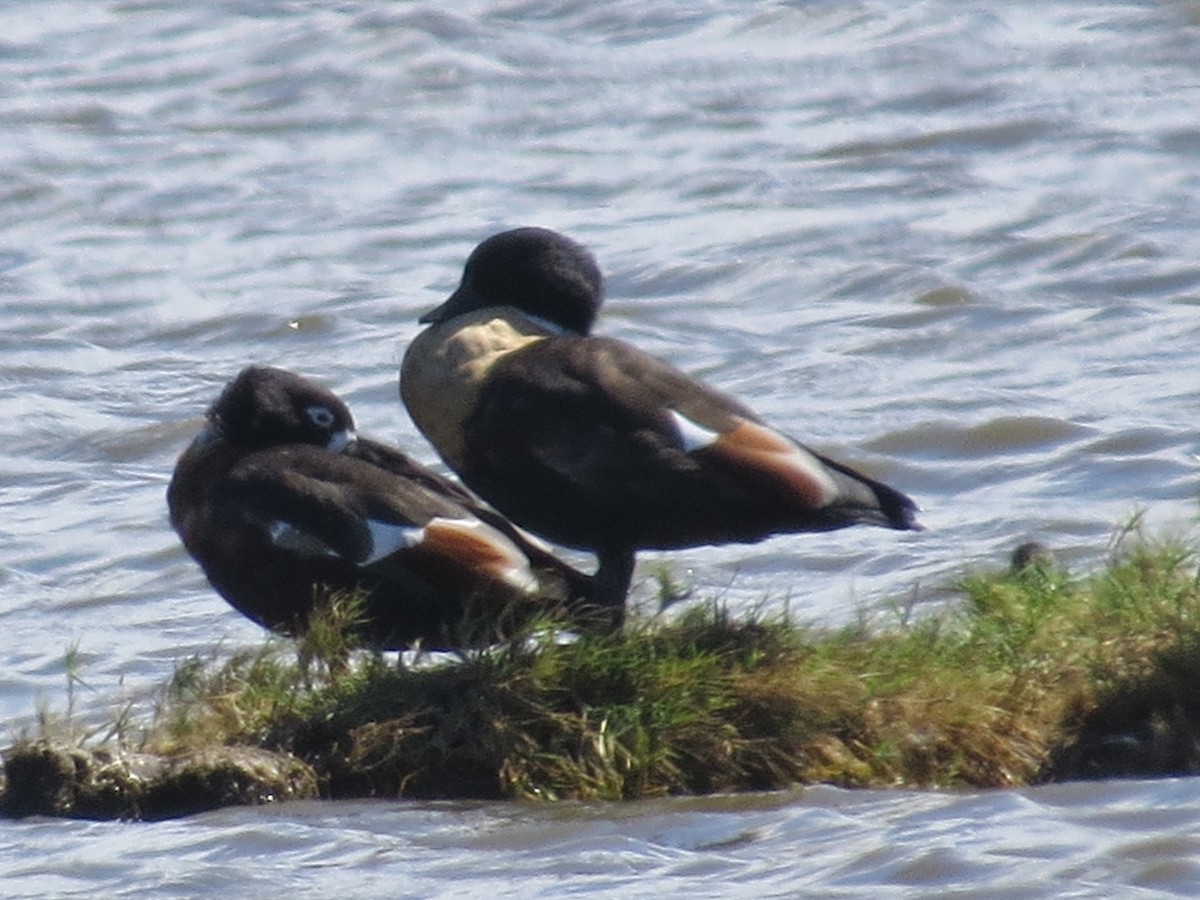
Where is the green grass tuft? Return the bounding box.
[7,529,1200,818]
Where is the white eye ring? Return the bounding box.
[306,405,336,429]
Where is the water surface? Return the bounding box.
[3,1,1200,895]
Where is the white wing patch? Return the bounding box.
[267,513,539,594]
[668,409,720,452]
[267,517,424,563]
[362,519,427,563]
[267,520,340,557]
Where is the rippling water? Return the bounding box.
[4,1,1200,895]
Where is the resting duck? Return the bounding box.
[167,366,594,649]
[400,227,921,623]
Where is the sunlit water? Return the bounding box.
[3,1,1200,895]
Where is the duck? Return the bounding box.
[167,365,595,650]
[400,227,922,624]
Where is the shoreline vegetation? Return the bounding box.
[4,522,1200,820]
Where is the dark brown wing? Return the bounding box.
[461,336,918,551]
[218,446,462,563]
[347,436,595,603]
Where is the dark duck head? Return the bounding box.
[400,228,921,626]
[420,226,604,335]
[205,365,357,451]
[169,365,595,649]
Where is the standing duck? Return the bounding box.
[401,228,921,624]
[168,365,594,649]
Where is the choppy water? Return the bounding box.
[4,1,1200,895]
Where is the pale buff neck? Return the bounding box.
[400,307,556,472]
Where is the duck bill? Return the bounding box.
[327,428,357,453]
[418,282,480,324]
[193,418,222,448]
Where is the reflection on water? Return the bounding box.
[2,0,1200,895]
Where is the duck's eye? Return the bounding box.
[306,405,337,430]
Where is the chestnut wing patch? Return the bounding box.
[667,410,839,509]
[417,518,539,593]
[223,446,538,590]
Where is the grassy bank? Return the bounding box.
[4,528,1200,819]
